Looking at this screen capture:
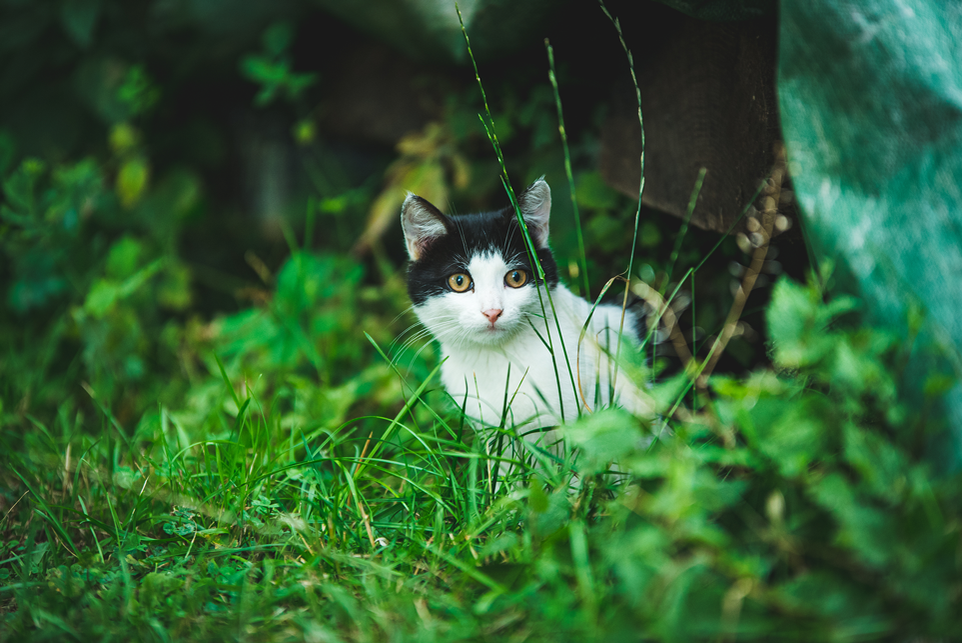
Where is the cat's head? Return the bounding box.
[401,178,559,347]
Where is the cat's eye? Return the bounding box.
[505,269,528,288]
[447,273,473,293]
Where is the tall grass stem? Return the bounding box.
[546,39,591,299]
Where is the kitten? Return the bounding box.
[401,178,650,444]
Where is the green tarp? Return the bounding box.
[778,0,962,469]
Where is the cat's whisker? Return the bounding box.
[397,326,444,355]
[454,219,470,262]
[395,318,464,356]
[409,338,439,368]
[503,219,518,255]
[389,318,428,354]
[389,304,418,328]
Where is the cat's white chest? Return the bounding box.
[439,331,571,429]
[434,286,641,431]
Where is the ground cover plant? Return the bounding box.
[2,1,962,641]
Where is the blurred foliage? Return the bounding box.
[1,272,958,641]
[568,277,959,640]
[239,21,317,108]
[0,152,194,417]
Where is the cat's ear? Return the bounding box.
[401,194,450,261]
[517,178,551,248]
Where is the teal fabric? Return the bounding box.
[778,1,962,468]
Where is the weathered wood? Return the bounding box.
[600,13,785,234]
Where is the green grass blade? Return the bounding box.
[665,166,707,284]
[352,358,445,481]
[12,469,80,559]
[213,352,241,409]
[546,39,590,298]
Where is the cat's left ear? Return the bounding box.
[401,194,450,262]
[517,178,551,248]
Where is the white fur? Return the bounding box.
[413,251,652,442]
[516,179,550,247]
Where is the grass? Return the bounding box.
[3,234,962,642]
[5,286,960,642]
[0,327,632,641]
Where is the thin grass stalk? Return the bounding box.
[599,0,645,395]
[637,267,693,353]
[575,275,623,411]
[691,179,768,274]
[367,332,456,440]
[649,157,782,419]
[645,167,771,387]
[690,271,698,358]
[617,166,709,378]
[546,39,590,298]
[351,359,445,481]
[569,519,598,624]
[666,167,707,284]
[457,3,580,421]
[689,269,698,407]
[629,281,693,369]
[698,144,786,385]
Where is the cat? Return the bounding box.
[400,178,651,448]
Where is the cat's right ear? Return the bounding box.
[401,194,450,262]
[517,178,551,248]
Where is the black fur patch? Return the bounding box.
[407,206,559,307]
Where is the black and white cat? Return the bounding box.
[401,178,649,440]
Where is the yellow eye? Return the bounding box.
[505,269,528,288]
[447,273,472,292]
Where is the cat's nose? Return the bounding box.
[482,308,503,323]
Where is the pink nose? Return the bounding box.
[482,308,503,323]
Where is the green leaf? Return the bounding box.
[116,157,150,208]
[84,279,118,317]
[1,158,45,218]
[808,473,896,569]
[157,261,191,310]
[748,396,833,478]
[565,408,638,476]
[528,478,549,513]
[117,66,159,116]
[843,422,910,501]
[83,258,162,318]
[767,277,858,370]
[105,236,144,279]
[60,0,101,48]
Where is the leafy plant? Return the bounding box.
[239,22,318,108]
